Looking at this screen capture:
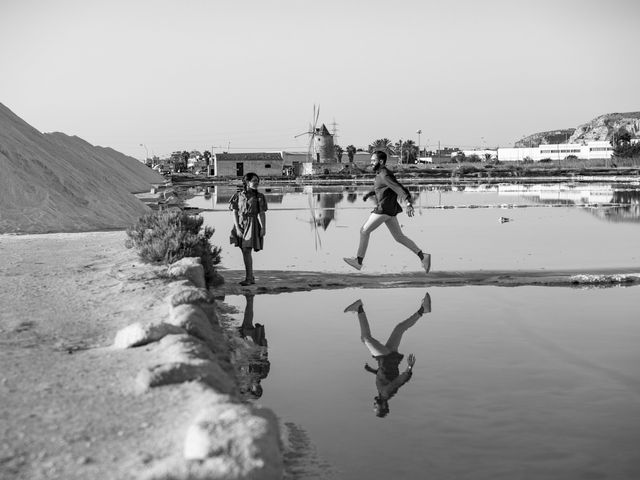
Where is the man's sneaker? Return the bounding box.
[343,257,362,271]
[344,299,363,313]
[421,253,431,274]
[421,292,432,314]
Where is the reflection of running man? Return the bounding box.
[236,294,270,398]
[344,292,431,418]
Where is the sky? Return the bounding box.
[1,0,639,159]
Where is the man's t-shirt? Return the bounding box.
[368,167,412,216]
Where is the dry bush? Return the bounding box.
[125,210,222,286]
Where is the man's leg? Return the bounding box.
[384,216,420,254]
[356,213,389,260]
[357,308,391,357]
[345,299,390,356]
[385,292,430,350]
[385,216,431,272]
[385,311,422,352]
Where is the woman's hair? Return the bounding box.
[242,172,260,191]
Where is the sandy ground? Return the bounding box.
[2,230,639,480]
[0,231,225,480]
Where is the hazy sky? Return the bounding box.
[1,0,639,159]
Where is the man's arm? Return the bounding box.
[364,363,378,374]
[391,353,416,388]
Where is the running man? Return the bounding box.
[343,150,430,273]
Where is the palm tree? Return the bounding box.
[334,144,344,163]
[203,150,212,166]
[368,138,394,154]
[346,145,357,163]
[394,139,418,164]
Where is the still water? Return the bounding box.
[187,182,640,273]
[190,182,640,478]
[224,286,640,480]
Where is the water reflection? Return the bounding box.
[234,294,270,399]
[343,292,431,418]
[594,190,640,223]
[311,192,344,230]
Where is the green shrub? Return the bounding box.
[125,210,222,286]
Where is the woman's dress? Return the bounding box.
[229,189,268,251]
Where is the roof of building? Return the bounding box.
[215,152,283,162]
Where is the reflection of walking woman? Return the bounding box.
[229,173,268,286]
[237,294,270,398]
[344,292,431,418]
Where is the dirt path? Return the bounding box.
[213,267,640,296]
[0,232,212,480]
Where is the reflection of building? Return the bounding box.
[206,185,284,209]
[496,183,616,204]
[497,141,613,162]
[590,205,640,223]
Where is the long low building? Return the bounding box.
[497,141,614,162]
[211,151,384,177]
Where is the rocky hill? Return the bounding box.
[517,112,640,147]
[0,103,164,234]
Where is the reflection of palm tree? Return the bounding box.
[236,294,270,398]
[344,292,431,418]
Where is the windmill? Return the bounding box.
[294,105,336,163]
[295,104,320,162]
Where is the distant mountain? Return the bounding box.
[0,102,164,234]
[515,129,575,148]
[517,112,640,147]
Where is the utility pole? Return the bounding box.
[330,119,339,146]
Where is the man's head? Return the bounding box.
[370,150,387,171]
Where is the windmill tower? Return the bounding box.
[294,105,336,163]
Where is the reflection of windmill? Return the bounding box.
[294,104,336,163]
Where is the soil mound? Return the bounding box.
[0,103,164,233]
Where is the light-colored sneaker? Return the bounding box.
[343,257,362,271]
[421,253,431,274]
[344,299,363,313]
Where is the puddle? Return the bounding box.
[222,286,640,480]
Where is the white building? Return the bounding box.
[497,141,613,162]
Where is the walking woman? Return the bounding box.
[229,173,268,286]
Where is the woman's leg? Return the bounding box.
[385,216,421,254]
[357,213,389,260]
[241,247,254,282]
[241,294,255,328]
